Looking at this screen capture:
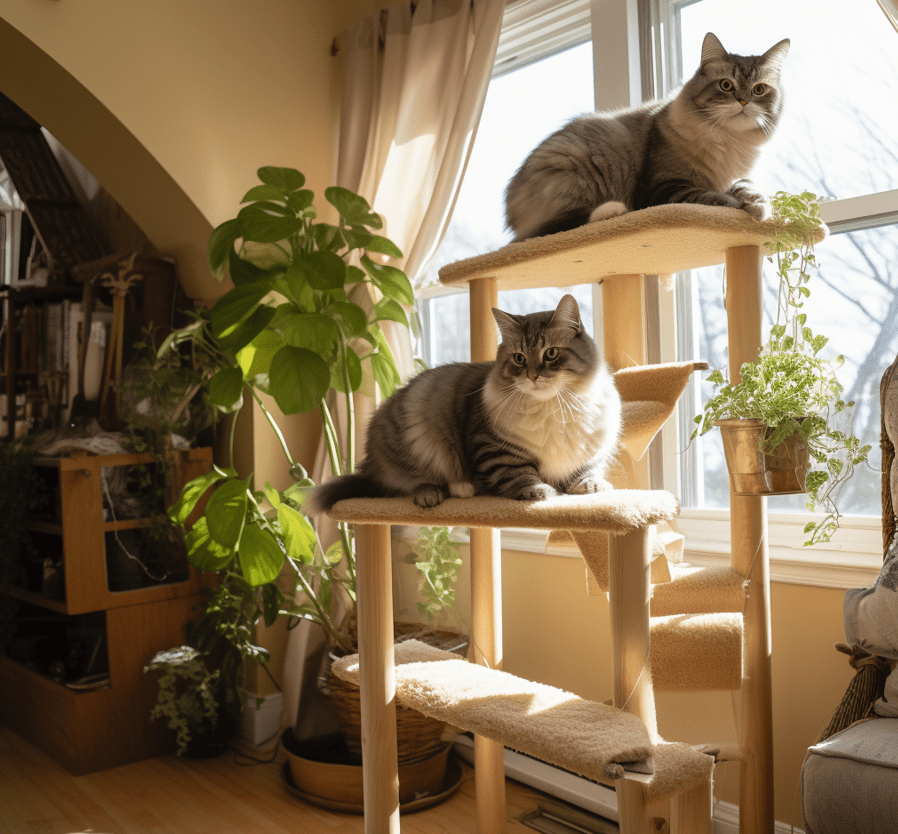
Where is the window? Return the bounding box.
[417,0,897,581]
[667,0,898,577]
[418,13,596,366]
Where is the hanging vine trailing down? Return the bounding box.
[693,191,871,545]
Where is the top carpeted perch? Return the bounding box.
[438,203,827,291]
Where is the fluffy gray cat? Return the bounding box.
[310,294,622,511]
[505,32,790,241]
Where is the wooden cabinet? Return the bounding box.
[0,447,212,775]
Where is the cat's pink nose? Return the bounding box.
[738,98,747,106]
[528,372,540,383]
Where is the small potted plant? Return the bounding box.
[162,168,463,802]
[144,645,231,758]
[692,191,872,546]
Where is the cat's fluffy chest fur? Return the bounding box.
[483,367,620,487]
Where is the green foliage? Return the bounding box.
[413,527,463,622]
[160,168,459,660]
[692,191,871,545]
[144,646,223,756]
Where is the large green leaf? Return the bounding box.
[238,523,285,586]
[208,366,245,412]
[278,503,316,564]
[360,255,415,306]
[269,346,330,414]
[241,183,287,203]
[290,251,347,292]
[228,249,276,287]
[325,187,382,229]
[167,465,235,528]
[184,517,234,572]
[238,206,304,243]
[237,328,283,379]
[370,328,402,398]
[210,283,271,342]
[365,235,403,258]
[331,346,363,394]
[205,477,250,548]
[216,304,276,356]
[257,167,305,191]
[330,301,368,337]
[286,190,315,214]
[277,311,341,358]
[207,218,241,280]
[373,298,409,327]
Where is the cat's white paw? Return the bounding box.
[517,483,558,501]
[449,482,476,498]
[589,201,628,223]
[414,485,447,508]
[570,476,613,494]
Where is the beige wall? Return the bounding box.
[0,2,867,828]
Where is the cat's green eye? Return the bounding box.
[719,79,734,92]
[752,83,767,96]
[512,352,526,366]
[544,347,559,361]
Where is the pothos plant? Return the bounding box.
[692,191,871,546]
[163,167,454,658]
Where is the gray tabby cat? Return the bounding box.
[309,294,622,512]
[505,32,790,241]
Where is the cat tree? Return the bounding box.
[326,203,826,834]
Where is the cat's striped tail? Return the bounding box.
[307,473,385,514]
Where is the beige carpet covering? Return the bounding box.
[438,203,827,291]
[332,640,714,802]
[651,565,747,616]
[328,488,679,532]
[650,612,743,692]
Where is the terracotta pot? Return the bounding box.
[716,418,809,496]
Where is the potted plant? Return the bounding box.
[144,645,232,758]
[692,191,872,546]
[161,168,462,801]
[143,564,283,757]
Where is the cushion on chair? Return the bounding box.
[801,718,898,834]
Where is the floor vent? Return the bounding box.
[519,799,619,834]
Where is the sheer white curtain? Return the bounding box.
[283,0,504,735]
[877,0,898,32]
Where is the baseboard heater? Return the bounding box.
[452,733,619,823]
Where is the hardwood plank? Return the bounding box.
[0,726,548,834]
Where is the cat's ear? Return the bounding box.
[700,32,727,66]
[492,307,521,341]
[549,294,582,333]
[760,38,790,77]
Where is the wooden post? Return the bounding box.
[725,245,774,834]
[468,276,506,834]
[602,274,650,489]
[608,528,655,834]
[355,523,400,834]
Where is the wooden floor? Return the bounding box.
[0,724,552,834]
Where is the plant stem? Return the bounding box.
[249,388,296,470]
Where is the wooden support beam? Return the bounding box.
[355,523,400,834]
[725,245,774,834]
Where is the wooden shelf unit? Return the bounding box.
[0,447,213,775]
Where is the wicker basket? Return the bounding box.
[320,622,467,765]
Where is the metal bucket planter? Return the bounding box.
[716,418,809,496]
